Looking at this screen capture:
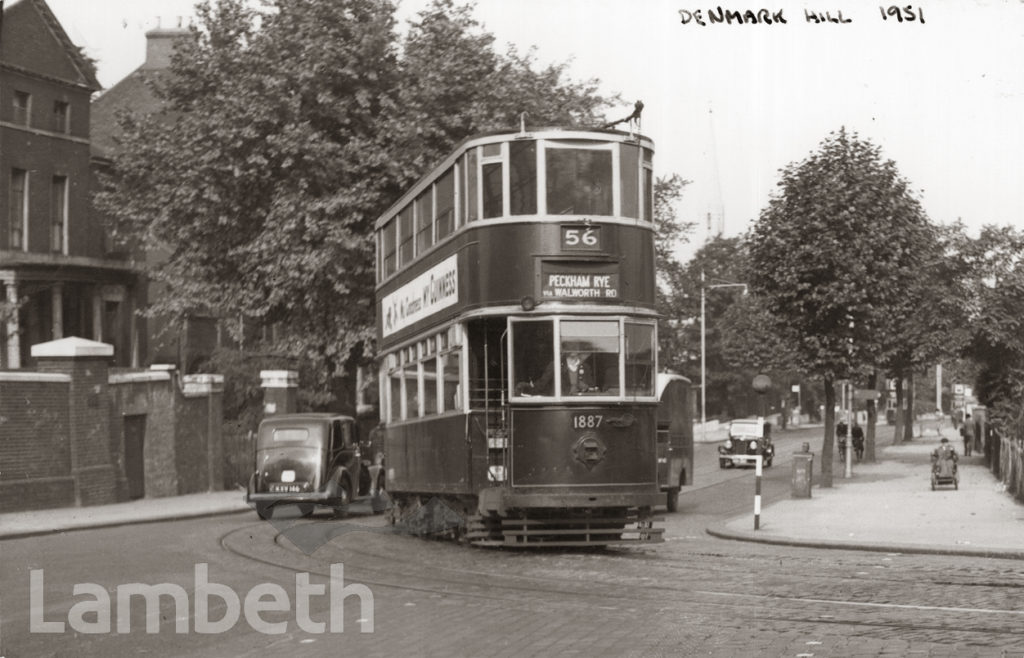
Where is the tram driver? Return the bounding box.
[517,350,596,396]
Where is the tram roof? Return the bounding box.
[657,372,692,398]
[374,126,655,231]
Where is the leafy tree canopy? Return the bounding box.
[748,128,936,382]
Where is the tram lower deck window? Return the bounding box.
[511,318,655,399]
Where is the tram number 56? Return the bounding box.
[562,226,601,250]
[573,414,603,429]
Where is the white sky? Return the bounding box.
[48,0,1024,257]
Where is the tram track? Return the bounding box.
[223,513,1024,603]
[215,514,1024,652]
[220,518,1024,640]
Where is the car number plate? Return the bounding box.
[269,483,303,493]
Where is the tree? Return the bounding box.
[876,221,972,448]
[960,225,1024,439]
[660,236,767,419]
[96,0,618,404]
[747,128,938,487]
[654,174,694,373]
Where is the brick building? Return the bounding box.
[0,0,144,370]
[90,22,219,371]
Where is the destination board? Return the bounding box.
[540,262,620,300]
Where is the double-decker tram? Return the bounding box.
[374,126,664,546]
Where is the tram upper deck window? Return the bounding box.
[436,168,455,240]
[481,143,503,219]
[642,148,654,222]
[509,140,537,215]
[620,143,640,219]
[398,206,414,266]
[415,191,433,254]
[462,150,478,223]
[547,147,613,216]
[382,221,397,278]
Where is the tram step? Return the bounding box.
[471,536,666,547]
[501,527,665,537]
[496,516,665,526]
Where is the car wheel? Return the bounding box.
[298,503,315,518]
[256,502,273,520]
[332,479,352,519]
[666,488,679,513]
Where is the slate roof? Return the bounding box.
[0,0,101,91]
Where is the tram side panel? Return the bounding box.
[384,414,481,495]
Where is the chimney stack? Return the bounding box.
[143,20,189,70]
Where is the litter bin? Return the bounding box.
[791,443,814,498]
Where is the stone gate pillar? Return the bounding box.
[261,370,298,416]
[32,336,115,506]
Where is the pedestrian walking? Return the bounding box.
[960,413,975,457]
[851,422,865,461]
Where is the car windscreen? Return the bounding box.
[729,422,762,438]
[257,425,325,449]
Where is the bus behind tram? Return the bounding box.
[374,126,664,546]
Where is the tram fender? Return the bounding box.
[478,487,507,516]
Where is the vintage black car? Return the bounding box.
[246,413,385,519]
[717,417,774,468]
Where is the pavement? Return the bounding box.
[0,488,252,541]
[709,422,1024,559]
[3,423,1023,560]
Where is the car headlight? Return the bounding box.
[724,439,733,450]
[749,440,758,451]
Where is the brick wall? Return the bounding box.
[0,340,224,513]
[176,375,224,495]
[108,371,177,497]
[0,373,73,512]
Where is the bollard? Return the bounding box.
[791,445,814,498]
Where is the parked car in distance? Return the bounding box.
[246,413,385,519]
[718,417,774,468]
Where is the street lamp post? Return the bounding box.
[700,270,748,444]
